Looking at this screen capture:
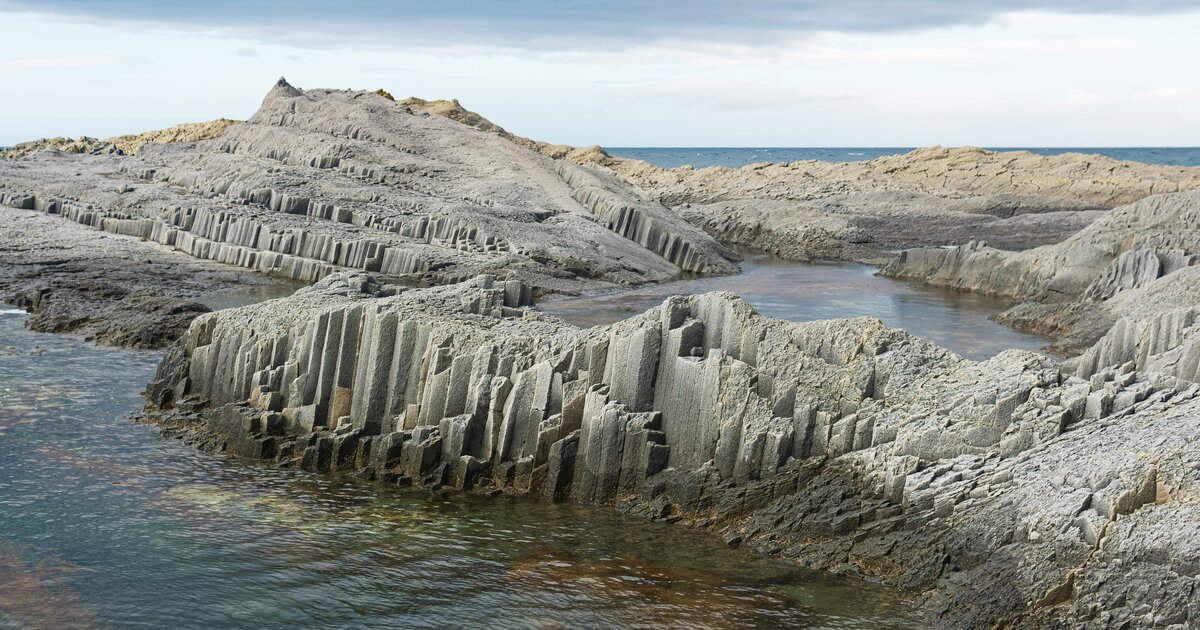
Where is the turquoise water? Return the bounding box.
[0,309,915,629]
[539,249,1048,361]
[607,147,1200,169]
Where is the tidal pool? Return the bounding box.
[539,248,1049,360]
[0,310,915,629]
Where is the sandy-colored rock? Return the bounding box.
[0,119,239,159]
[398,98,1200,264]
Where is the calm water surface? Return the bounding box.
[608,147,1200,168]
[0,309,915,629]
[539,249,1048,360]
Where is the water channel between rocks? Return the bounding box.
[539,248,1049,361]
[0,297,917,629]
[0,250,1047,628]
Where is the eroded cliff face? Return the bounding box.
[0,79,736,302]
[143,271,1200,628]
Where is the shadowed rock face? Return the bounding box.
[145,271,1200,628]
[0,79,737,299]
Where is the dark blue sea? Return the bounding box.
[607,147,1200,169]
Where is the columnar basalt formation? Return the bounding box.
[145,271,1200,628]
[398,98,1200,263]
[0,205,285,347]
[0,79,736,301]
[607,147,1200,263]
[885,190,1200,352]
[6,81,1200,628]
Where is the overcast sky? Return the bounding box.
[1,1,1198,147]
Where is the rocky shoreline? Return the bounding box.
[4,80,1200,628]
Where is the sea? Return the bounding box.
[606,147,1200,169]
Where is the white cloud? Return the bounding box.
[0,54,127,70]
[631,79,858,111]
[0,8,1198,146]
[1135,86,1195,104]
[1050,88,1113,110]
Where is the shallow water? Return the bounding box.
[538,249,1048,360]
[197,280,308,311]
[0,310,915,629]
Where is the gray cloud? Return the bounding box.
[2,1,1197,50]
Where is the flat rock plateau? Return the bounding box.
[5,79,1200,628]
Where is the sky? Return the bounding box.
[1,1,1198,147]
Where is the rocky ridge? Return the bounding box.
[0,119,240,159]
[576,147,1200,263]
[5,80,1200,627]
[0,79,736,302]
[143,270,1200,628]
[400,99,1200,264]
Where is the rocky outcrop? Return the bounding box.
[601,146,1200,209]
[0,206,282,348]
[0,119,240,159]
[626,147,1200,263]
[674,194,1105,263]
[392,96,1200,264]
[885,190,1200,352]
[144,270,1200,627]
[0,79,736,302]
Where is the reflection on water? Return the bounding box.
[539,249,1048,360]
[197,280,308,311]
[0,311,915,629]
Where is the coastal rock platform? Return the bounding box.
[143,271,1200,628]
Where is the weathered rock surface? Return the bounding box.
[7,81,1200,628]
[1,79,736,301]
[400,97,1200,264]
[600,146,1200,263]
[602,146,1200,209]
[0,119,240,159]
[886,190,1200,353]
[674,194,1105,263]
[0,206,279,347]
[143,270,1200,628]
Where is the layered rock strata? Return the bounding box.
[0,79,735,305]
[402,99,1200,264]
[886,190,1200,352]
[600,147,1200,263]
[0,206,282,347]
[144,271,1200,628]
